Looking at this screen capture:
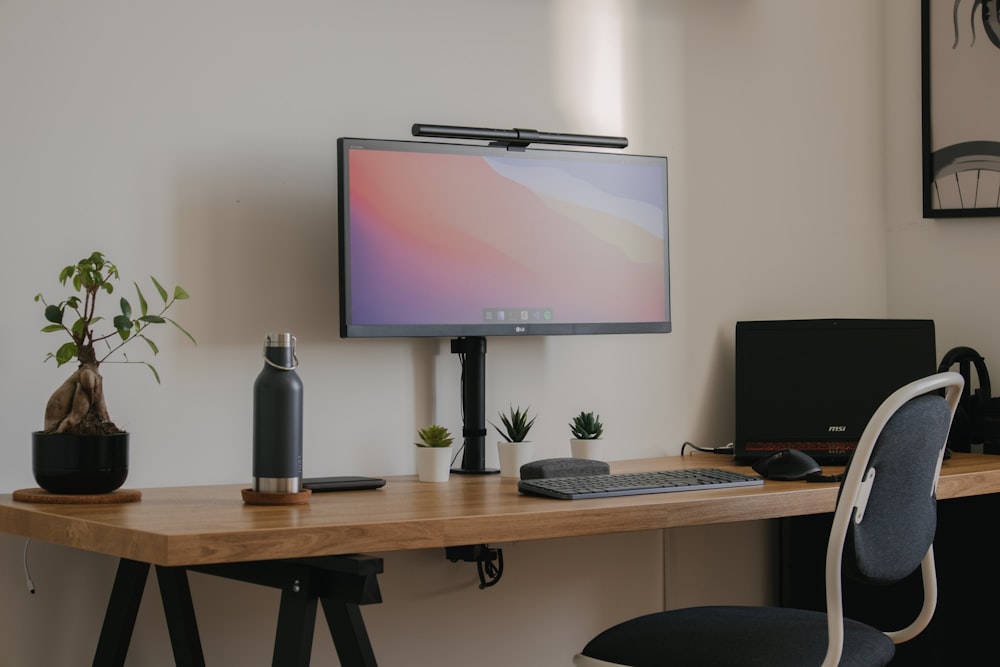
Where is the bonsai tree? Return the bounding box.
[570,411,604,440]
[416,424,454,447]
[490,405,536,443]
[35,251,194,435]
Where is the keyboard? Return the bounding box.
[517,467,764,500]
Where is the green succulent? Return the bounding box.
[490,405,536,443]
[416,424,454,447]
[569,411,603,440]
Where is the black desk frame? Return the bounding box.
[93,555,384,667]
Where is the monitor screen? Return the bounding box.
[337,137,670,338]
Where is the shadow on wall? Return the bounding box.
[171,147,341,348]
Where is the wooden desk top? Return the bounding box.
[3,453,1000,567]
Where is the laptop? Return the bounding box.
[734,319,937,465]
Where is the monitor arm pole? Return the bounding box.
[451,336,498,474]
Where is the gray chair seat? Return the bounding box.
[581,605,894,667]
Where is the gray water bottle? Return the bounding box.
[253,332,303,493]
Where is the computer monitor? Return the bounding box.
[337,137,670,338]
[337,136,670,471]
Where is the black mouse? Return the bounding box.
[752,449,822,481]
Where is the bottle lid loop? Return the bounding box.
[262,334,298,371]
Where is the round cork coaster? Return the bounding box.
[241,488,312,505]
[12,488,142,504]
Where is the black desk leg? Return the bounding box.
[93,559,150,667]
[273,582,319,667]
[320,599,378,667]
[155,566,206,667]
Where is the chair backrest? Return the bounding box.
[821,372,964,667]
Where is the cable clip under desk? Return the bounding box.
[446,544,504,589]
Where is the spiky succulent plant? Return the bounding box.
[569,411,603,440]
[490,405,536,443]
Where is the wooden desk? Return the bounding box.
[3,452,1000,666]
[5,453,1000,566]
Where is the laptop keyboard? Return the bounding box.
[517,468,764,500]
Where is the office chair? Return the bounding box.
[574,371,964,667]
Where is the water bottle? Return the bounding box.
[253,332,303,493]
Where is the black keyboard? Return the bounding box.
[517,468,763,500]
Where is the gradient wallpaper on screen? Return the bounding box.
[344,146,667,327]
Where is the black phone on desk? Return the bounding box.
[302,476,386,492]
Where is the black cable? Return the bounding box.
[805,472,844,483]
[477,548,503,589]
[681,441,734,456]
[452,350,467,466]
[23,539,35,594]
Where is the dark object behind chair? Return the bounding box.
[938,345,1000,453]
[574,372,963,667]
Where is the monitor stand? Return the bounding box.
[451,336,499,474]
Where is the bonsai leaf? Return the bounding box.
[44,304,64,325]
[54,342,78,366]
[139,315,166,324]
[174,285,190,300]
[134,282,149,317]
[70,316,88,338]
[140,335,159,356]
[165,317,197,345]
[113,315,132,339]
[40,324,64,333]
[139,361,161,384]
[120,297,132,320]
[151,275,168,303]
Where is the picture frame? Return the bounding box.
[921,0,1000,218]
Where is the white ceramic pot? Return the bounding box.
[570,438,604,460]
[497,441,535,478]
[416,446,452,482]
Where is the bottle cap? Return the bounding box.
[265,332,294,348]
[262,333,298,370]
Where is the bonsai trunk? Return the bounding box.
[44,362,120,435]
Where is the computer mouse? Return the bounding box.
[751,449,822,481]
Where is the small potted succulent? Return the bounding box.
[415,424,454,482]
[490,405,536,478]
[33,251,194,494]
[569,411,605,460]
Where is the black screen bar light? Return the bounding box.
[412,123,628,150]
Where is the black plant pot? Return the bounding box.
[32,431,129,494]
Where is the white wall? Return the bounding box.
[0,1,964,665]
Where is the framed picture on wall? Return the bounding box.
[922,0,1000,218]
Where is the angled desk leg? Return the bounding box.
[92,559,207,667]
[272,569,319,667]
[320,598,378,667]
[93,559,150,667]
[155,566,206,667]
